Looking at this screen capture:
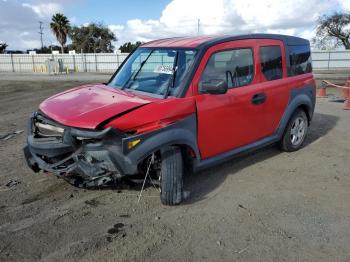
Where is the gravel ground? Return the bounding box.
[0,78,350,261]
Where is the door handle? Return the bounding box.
[251,93,266,105]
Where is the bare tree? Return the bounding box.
[313,12,350,50]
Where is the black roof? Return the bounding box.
[198,34,309,49]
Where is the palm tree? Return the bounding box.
[50,13,70,54]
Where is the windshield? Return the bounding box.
[108,48,197,97]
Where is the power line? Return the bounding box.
[38,21,44,49]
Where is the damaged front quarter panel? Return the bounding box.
[23,110,199,188]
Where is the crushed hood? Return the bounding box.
[39,84,157,129]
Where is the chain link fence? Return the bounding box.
[0,53,129,73]
[1,50,350,73]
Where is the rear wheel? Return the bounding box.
[279,109,308,152]
[160,146,184,205]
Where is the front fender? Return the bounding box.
[122,113,199,165]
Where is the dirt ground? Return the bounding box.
[0,78,350,262]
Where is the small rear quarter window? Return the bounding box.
[288,45,312,76]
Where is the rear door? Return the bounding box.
[192,40,271,159]
[256,40,290,135]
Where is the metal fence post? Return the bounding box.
[10,54,15,72]
[84,53,87,72]
[116,53,120,69]
[95,53,98,72]
[73,54,76,72]
[328,51,331,70]
[81,53,84,72]
[31,55,35,72]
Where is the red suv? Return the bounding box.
[24,34,315,205]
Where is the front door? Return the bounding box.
[193,40,271,159]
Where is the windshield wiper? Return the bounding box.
[164,51,179,98]
[121,50,154,90]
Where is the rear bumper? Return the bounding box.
[23,113,140,186]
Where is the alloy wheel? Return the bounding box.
[290,116,306,146]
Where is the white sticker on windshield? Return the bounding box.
[154,65,174,75]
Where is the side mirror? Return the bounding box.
[200,79,228,95]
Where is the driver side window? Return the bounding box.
[200,48,254,89]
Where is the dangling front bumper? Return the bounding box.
[23,112,141,186]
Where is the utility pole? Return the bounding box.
[197,19,200,35]
[38,21,44,50]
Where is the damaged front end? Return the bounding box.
[23,112,139,187]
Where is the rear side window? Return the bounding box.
[200,48,254,89]
[288,45,312,76]
[260,46,283,81]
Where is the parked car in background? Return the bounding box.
[24,34,315,205]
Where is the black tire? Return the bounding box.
[160,146,183,205]
[279,109,309,152]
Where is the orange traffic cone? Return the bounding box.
[344,98,350,110]
[343,80,350,99]
[316,87,327,98]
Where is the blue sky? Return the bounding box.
[0,0,349,50]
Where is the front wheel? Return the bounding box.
[279,109,309,152]
[160,146,184,205]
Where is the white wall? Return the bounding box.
[312,51,350,69]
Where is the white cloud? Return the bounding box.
[340,0,350,10]
[266,28,297,36]
[22,2,62,18]
[109,0,349,47]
